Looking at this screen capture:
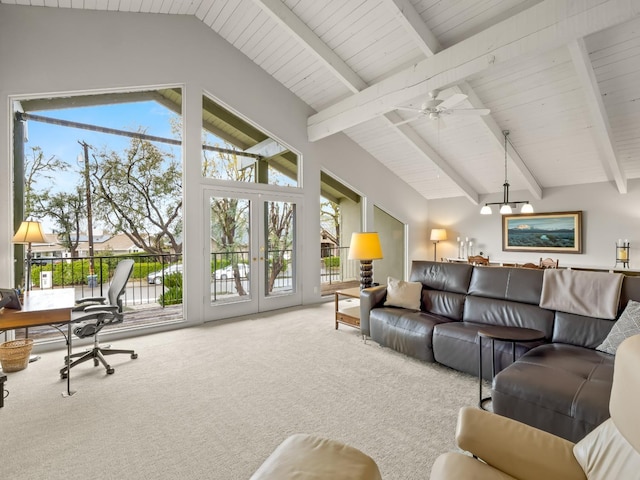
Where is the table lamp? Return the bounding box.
[13,220,46,292]
[348,232,383,290]
[430,229,447,261]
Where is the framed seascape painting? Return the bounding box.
[502,211,583,253]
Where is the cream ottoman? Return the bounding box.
[251,433,382,479]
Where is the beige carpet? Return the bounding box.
[0,302,477,479]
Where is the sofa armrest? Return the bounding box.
[455,407,586,480]
[359,285,387,336]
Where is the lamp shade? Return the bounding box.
[348,232,383,260]
[430,229,447,241]
[12,220,46,244]
[520,203,534,214]
[499,204,513,215]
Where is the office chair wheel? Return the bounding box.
[106,367,115,374]
[131,353,138,359]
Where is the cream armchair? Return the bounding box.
[430,334,640,480]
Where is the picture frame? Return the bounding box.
[502,211,583,253]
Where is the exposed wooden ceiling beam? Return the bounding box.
[460,83,543,200]
[384,112,479,204]
[308,0,640,142]
[383,0,542,201]
[253,0,367,93]
[253,0,480,201]
[383,0,440,57]
[568,38,627,194]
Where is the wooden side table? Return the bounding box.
[335,287,361,331]
[477,326,545,410]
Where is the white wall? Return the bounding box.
[0,5,429,321]
[373,206,405,282]
[427,180,640,269]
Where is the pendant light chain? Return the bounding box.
[504,130,509,184]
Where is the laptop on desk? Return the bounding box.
[0,288,22,310]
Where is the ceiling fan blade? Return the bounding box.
[395,106,424,112]
[438,93,468,110]
[447,108,491,116]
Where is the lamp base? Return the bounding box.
[359,260,373,290]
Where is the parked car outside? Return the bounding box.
[213,263,249,280]
[147,264,183,285]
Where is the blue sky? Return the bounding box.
[27,100,180,174]
[25,100,182,231]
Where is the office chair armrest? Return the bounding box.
[82,304,118,313]
[73,296,107,311]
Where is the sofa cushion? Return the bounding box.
[384,277,421,310]
[421,289,466,320]
[463,295,554,339]
[468,267,544,305]
[552,311,614,349]
[596,300,640,355]
[369,308,449,362]
[492,343,614,442]
[573,418,640,480]
[409,261,473,294]
[433,322,545,380]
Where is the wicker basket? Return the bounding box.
[0,339,34,372]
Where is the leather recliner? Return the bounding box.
[430,334,640,480]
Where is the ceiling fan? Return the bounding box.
[392,90,490,127]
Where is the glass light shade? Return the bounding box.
[480,205,492,215]
[520,203,534,214]
[430,229,447,241]
[12,220,46,244]
[499,204,513,215]
[348,232,383,260]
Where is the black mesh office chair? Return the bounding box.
[60,259,138,378]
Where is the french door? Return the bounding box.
[204,187,301,319]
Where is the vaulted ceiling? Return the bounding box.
[4,0,640,206]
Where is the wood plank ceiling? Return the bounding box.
[4,0,640,206]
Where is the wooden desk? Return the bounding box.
[0,288,75,329]
[0,288,77,400]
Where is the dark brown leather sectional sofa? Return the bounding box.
[360,260,640,442]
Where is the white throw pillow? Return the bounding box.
[573,418,640,480]
[597,300,640,355]
[383,277,422,310]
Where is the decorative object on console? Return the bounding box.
[480,130,534,215]
[502,211,582,254]
[348,232,383,290]
[596,300,640,355]
[12,220,46,291]
[539,258,559,269]
[383,277,422,310]
[457,236,470,259]
[468,255,489,266]
[616,239,630,268]
[430,229,447,261]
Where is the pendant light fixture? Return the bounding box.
[480,130,533,215]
